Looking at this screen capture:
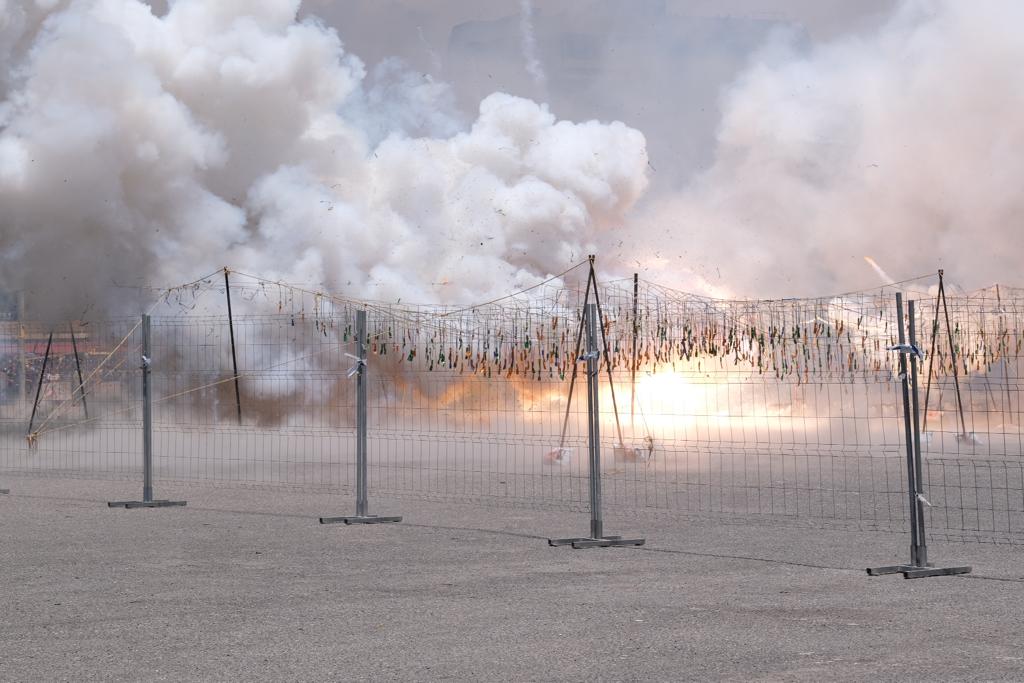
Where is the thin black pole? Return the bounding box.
[69,322,88,420]
[224,268,243,425]
[908,300,928,567]
[939,275,968,437]
[589,258,626,449]
[27,331,53,437]
[921,270,943,433]
[17,291,25,404]
[631,273,639,431]
[557,263,594,449]
[996,284,1014,417]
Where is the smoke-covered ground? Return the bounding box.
[2,0,1022,322]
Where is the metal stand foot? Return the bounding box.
[0,488,8,494]
[549,535,620,547]
[108,500,187,509]
[548,535,645,549]
[320,515,402,525]
[902,565,971,579]
[866,565,915,576]
[867,564,971,579]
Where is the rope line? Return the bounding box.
[28,338,361,440]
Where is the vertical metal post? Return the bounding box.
[868,295,969,579]
[547,292,643,549]
[318,309,401,525]
[106,316,185,509]
[585,303,603,540]
[938,271,968,437]
[69,323,88,419]
[921,273,942,434]
[996,285,1014,417]
[908,301,928,567]
[27,331,52,437]
[17,291,26,405]
[355,309,368,518]
[224,268,243,425]
[590,262,625,450]
[142,314,153,504]
[556,262,594,450]
[631,273,639,430]
[896,294,921,565]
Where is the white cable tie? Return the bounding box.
[141,354,151,369]
[578,351,600,362]
[344,353,366,378]
[886,343,924,360]
[916,493,933,507]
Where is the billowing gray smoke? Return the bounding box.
[618,0,1024,296]
[1,0,1021,320]
[0,0,648,319]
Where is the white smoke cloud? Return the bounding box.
[0,0,648,319]
[8,0,1014,313]
[615,0,1024,296]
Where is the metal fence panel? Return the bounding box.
[2,274,1022,543]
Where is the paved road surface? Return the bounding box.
[1,476,1022,681]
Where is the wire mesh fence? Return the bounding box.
[1,317,144,478]
[2,268,1023,544]
[913,284,1024,542]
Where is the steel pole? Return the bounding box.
[356,309,368,518]
[631,273,639,430]
[17,291,25,405]
[895,294,921,564]
[105,315,185,509]
[142,314,153,503]
[69,323,88,419]
[546,300,644,549]
[318,308,400,525]
[586,303,603,540]
[224,269,243,425]
[908,300,928,567]
[27,331,52,437]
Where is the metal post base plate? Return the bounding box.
[107,500,187,509]
[867,564,916,576]
[867,564,971,579]
[903,565,971,579]
[319,515,402,525]
[0,488,8,494]
[548,535,645,549]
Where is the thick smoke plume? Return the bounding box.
[617,0,1024,296]
[0,0,648,319]
[2,0,1021,318]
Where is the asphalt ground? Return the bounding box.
[2,475,1024,681]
